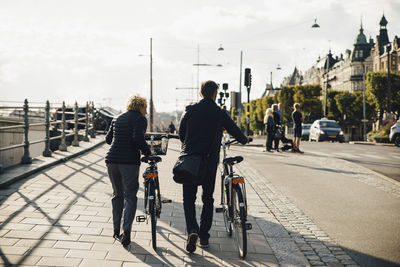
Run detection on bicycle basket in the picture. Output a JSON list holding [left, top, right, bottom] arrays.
[[145, 136, 169, 155]]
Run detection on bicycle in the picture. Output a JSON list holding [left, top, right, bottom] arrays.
[[216, 137, 252, 259], [136, 134, 179, 250]]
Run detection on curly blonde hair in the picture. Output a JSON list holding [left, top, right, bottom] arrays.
[[126, 95, 147, 111]]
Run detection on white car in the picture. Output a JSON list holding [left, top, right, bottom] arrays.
[[389, 120, 400, 147]]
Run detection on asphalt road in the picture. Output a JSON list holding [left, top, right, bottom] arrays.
[[300, 141, 400, 182], [228, 141, 400, 267]]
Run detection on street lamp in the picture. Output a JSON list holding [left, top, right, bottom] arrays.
[[312, 18, 320, 28], [138, 37, 154, 132]]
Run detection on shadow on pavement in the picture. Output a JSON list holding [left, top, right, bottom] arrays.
[[0, 146, 399, 267]]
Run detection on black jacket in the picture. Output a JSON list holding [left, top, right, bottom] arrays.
[[105, 110, 151, 165], [179, 98, 247, 162]]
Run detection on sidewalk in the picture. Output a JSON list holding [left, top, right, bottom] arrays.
[[0, 140, 284, 266]]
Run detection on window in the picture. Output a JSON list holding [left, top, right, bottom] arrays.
[[360, 50, 363, 58], [355, 51, 359, 58]]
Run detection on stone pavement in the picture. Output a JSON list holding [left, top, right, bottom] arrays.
[[0, 140, 284, 267]]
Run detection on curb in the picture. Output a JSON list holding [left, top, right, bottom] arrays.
[[0, 138, 105, 189], [349, 141, 395, 147]]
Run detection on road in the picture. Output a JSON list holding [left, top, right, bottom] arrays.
[[227, 140, 400, 267]]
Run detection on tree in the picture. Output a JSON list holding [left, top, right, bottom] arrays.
[[366, 71, 400, 123], [327, 90, 341, 121], [293, 84, 323, 123], [277, 86, 294, 123]]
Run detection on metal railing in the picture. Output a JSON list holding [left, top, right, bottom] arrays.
[[0, 99, 97, 173]]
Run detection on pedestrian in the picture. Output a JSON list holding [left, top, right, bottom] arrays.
[[179, 80, 249, 253], [277, 103, 282, 124], [264, 108, 274, 152], [168, 121, 176, 134], [272, 104, 281, 152], [292, 103, 304, 153], [105, 94, 151, 247]]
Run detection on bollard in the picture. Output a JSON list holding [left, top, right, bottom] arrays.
[[72, 101, 79, 146], [90, 101, 96, 138], [21, 99, 32, 164], [59, 101, 67, 151], [83, 101, 89, 142], [42, 100, 52, 157]]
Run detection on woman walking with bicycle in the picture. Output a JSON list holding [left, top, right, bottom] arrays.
[[178, 81, 249, 253], [264, 108, 275, 152], [105, 95, 151, 247]]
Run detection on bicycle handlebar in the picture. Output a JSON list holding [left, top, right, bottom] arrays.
[[225, 137, 253, 146], [145, 133, 179, 140]]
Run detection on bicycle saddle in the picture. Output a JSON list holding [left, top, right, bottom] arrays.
[[223, 156, 243, 165], [141, 155, 162, 163]]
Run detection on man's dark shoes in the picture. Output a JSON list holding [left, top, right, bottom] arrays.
[[186, 232, 198, 253], [297, 149, 304, 154], [121, 231, 131, 247], [113, 230, 120, 240], [198, 238, 209, 248]]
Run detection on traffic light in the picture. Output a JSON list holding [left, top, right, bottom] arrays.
[[244, 68, 252, 87], [223, 83, 228, 90]]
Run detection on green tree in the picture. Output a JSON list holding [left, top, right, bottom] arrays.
[[293, 84, 323, 123], [327, 90, 341, 121], [366, 71, 400, 123], [277, 86, 294, 123]]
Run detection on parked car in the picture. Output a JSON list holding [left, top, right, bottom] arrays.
[[301, 123, 311, 140], [389, 120, 400, 147], [309, 119, 344, 142]]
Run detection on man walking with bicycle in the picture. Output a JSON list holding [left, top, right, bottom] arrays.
[[179, 80, 249, 253]]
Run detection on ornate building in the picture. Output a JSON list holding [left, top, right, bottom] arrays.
[[283, 20, 376, 92], [371, 15, 400, 74]]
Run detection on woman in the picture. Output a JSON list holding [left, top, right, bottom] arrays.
[[105, 95, 151, 247], [272, 104, 281, 152], [264, 108, 275, 152]]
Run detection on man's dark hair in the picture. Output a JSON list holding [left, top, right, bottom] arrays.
[[201, 80, 219, 98]]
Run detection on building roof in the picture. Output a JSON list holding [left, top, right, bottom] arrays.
[[380, 14, 388, 27], [355, 24, 367, 45]]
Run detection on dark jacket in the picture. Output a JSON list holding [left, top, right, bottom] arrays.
[[265, 116, 275, 133], [179, 98, 247, 162], [273, 111, 281, 126], [105, 110, 151, 165]]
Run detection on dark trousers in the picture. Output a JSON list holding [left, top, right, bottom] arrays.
[[182, 160, 218, 240], [266, 129, 274, 151], [106, 163, 139, 233]]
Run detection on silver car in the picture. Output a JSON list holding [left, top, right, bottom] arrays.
[[389, 120, 400, 147], [309, 119, 344, 142], [302, 123, 311, 140]]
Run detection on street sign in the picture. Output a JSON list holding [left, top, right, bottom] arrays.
[[361, 119, 369, 122]]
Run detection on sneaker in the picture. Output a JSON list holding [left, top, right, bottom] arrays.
[[291, 148, 297, 152], [198, 238, 209, 248], [297, 149, 304, 154], [121, 231, 131, 247], [113, 230, 120, 240], [186, 232, 198, 253]]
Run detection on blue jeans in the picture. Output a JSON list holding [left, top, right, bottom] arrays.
[[183, 160, 218, 240], [106, 163, 139, 233]]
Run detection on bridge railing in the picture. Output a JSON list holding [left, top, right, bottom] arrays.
[[0, 99, 97, 173]]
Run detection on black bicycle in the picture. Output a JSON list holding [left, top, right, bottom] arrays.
[[136, 134, 178, 250], [216, 137, 252, 259]]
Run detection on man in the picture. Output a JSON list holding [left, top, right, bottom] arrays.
[[277, 103, 282, 124], [179, 80, 249, 253], [105, 95, 151, 247], [168, 121, 176, 134], [291, 103, 304, 153]]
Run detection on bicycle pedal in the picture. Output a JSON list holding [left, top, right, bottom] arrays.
[[136, 215, 146, 222], [245, 223, 252, 230], [215, 207, 225, 213], [161, 199, 172, 203]]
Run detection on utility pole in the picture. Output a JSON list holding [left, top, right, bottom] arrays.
[[361, 61, 367, 141], [387, 44, 391, 119], [324, 50, 330, 117], [197, 44, 200, 101], [237, 51, 243, 128], [150, 38, 154, 132]]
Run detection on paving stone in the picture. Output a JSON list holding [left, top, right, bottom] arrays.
[[14, 239, 56, 248], [0, 255, 41, 266], [0, 237, 19, 246], [0, 246, 30, 255], [36, 257, 81, 266], [54, 241, 93, 249], [79, 259, 123, 267], [66, 249, 107, 260], [4, 230, 44, 239]]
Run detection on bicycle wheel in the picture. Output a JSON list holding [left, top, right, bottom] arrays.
[[148, 182, 157, 250], [232, 185, 247, 259], [223, 182, 232, 236]]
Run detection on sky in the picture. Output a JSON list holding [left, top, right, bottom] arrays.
[[0, 0, 399, 113]]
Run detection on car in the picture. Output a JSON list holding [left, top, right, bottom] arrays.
[[389, 120, 400, 147], [309, 119, 344, 142], [301, 123, 311, 140]]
